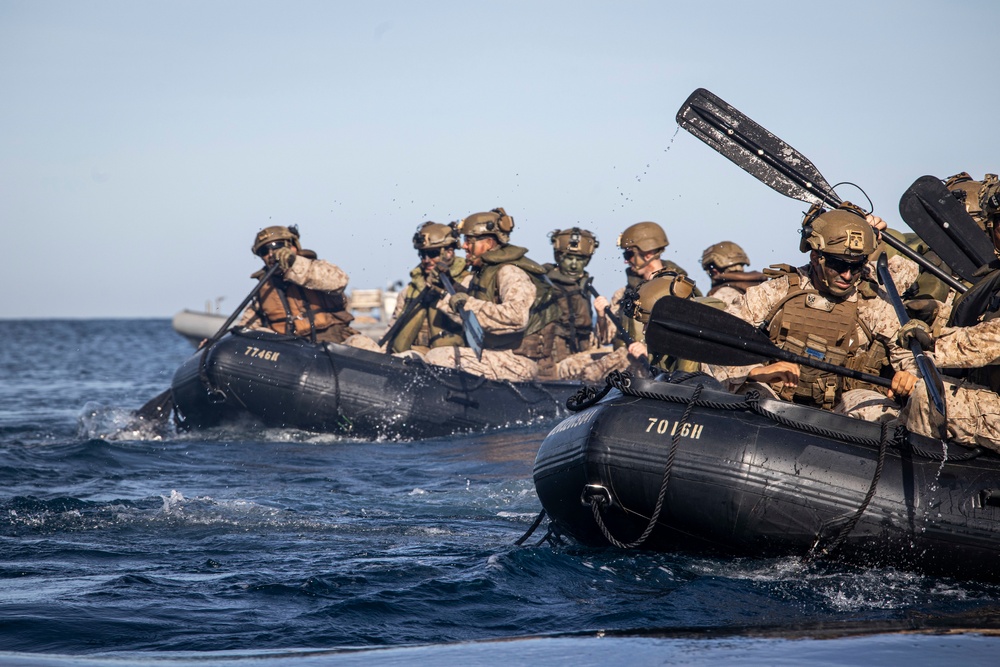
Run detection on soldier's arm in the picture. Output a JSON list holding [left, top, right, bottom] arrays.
[[463, 264, 533, 334], [282, 256, 349, 292], [930, 319, 1000, 369]]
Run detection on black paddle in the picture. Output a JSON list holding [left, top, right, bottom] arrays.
[[644, 295, 892, 390], [876, 252, 947, 419], [676, 88, 967, 294], [134, 261, 282, 422], [899, 175, 992, 284], [439, 272, 485, 359]]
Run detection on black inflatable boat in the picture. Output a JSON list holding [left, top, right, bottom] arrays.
[[171, 329, 582, 439], [533, 372, 1000, 581]]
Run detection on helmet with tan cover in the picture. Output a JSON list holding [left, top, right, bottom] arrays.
[[549, 227, 599, 256], [945, 172, 986, 227], [701, 241, 750, 272], [980, 174, 1000, 228], [799, 202, 876, 258], [412, 221, 460, 250], [252, 225, 301, 256], [616, 222, 668, 253], [457, 207, 515, 244], [630, 270, 696, 324]]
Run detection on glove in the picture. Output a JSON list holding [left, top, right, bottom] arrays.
[[419, 287, 443, 306], [896, 319, 935, 352], [449, 292, 470, 312], [273, 246, 298, 272]]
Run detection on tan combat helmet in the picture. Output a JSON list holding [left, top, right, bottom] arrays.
[[252, 225, 301, 256], [701, 241, 750, 273], [945, 172, 987, 229], [458, 207, 515, 244], [630, 270, 696, 324], [799, 202, 876, 258], [616, 221, 668, 253], [549, 227, 599, 257], [412, 221, 460, 250], [980, 174, 1000, 229]]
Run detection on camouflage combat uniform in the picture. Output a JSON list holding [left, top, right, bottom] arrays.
[[710, 257, 918, 421], [424, 263, 540, 381]]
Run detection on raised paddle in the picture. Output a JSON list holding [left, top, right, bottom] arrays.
[[898, 175, 992, 285], [134, 261, 283, 422], [439, 272, 485, 360], [644, 295, 893, 390], [876, 252, 947, 419], [676, 88, 967, 294]]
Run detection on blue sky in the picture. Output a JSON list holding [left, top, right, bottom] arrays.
[[2, 0, 997, 318]]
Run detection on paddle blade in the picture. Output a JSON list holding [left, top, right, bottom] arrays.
[[135, 388, 173, 422], [462, 310, 485, 360], [899, 175, 992, 283], [645, 296, 775, 366], [676, 88, 840, 208]]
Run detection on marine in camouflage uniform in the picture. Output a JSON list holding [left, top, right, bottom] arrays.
[[572, 222, 701, 382], [541, 228, 602, 365], [238, 225, 359, 344], [700, 241, 769, 307], [384, 221, 470, 354], [425, 208, 561, 381], [710, 203, 919, 422], [899, 177, 1000, 451]]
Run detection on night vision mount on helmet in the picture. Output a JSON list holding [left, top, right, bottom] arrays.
[[412, 221, 461, 250], [799, 202, 876, 259], [458, 208, 515, 244], [549, 227, 599, 257]]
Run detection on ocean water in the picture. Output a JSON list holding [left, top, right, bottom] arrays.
[[1, 319, 999, 666]]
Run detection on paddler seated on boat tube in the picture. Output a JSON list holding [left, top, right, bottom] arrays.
[[424, 207, 563, 381], [897, 177, 1000, 452], [236, 225, 362, 345], [562, 222, 700, 383], [541, 228, 604, 368], [382, 221, 470, 355], [700, 240, 768, 308], [708, 203, 920, 423]]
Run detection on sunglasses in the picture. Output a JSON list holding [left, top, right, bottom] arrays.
[[256, 240, 288, 257], [418, 248, 443, 260], [824, 255, 867, 274], [622, 249, 637, 260]]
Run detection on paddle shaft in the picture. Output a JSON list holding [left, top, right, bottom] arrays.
[[585, 282, 636, 347], [656, 314, 892, 390], [876, 253, 948, 417], [207, 261, 283, 347], [681, 93, 967, 294]]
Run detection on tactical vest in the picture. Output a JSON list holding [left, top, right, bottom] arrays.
[[388, 259, 469, 353], [468, 244, 562, 358], [762, 265, 890, 410], [544, 265, 595, 361], [250, 273, 354, 343], [707, 270, 769, 297], [948, 263, 1000, 392]]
